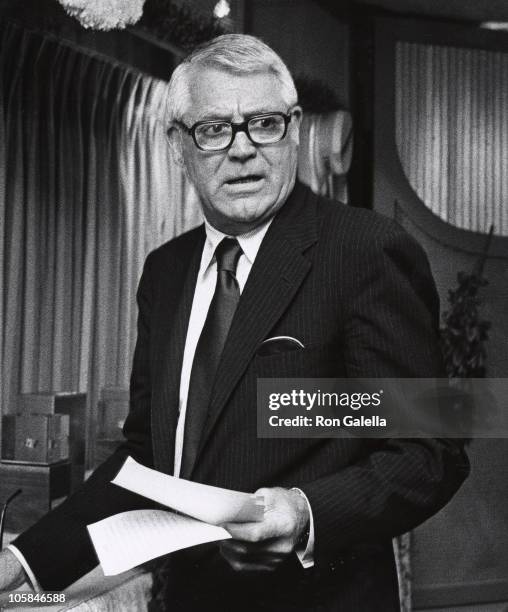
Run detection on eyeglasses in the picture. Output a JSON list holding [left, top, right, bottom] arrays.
[[177, 110, 296, 151]]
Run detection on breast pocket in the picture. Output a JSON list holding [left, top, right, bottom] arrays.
[[253, 343, 343, 378]]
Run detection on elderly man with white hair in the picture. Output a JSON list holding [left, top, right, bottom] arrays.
[[0, 34, 468, 611]]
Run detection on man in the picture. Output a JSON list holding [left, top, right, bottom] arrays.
[[0, 34, 468, 611]]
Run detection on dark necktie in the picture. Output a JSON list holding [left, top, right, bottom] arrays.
[[180, 237, 243, 478]]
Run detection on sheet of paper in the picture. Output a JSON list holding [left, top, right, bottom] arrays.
[[111, 456, 264, 524], [87, 509, 231, 575]]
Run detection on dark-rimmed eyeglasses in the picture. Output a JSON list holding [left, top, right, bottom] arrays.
[[175, 110, 297, 151]]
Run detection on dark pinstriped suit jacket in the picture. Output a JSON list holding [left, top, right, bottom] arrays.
[[14, 182, 469, 611]]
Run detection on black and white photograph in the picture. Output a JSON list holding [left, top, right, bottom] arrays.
[[0, 1, 507, 610]]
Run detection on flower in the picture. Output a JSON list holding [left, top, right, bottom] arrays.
[[58, 0, 145, 30]]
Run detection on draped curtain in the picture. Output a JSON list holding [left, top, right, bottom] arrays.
[[0, 20, 201, 464], [396, 41, 508, 236]]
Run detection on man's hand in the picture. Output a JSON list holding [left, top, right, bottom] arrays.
[[0, 549, 26, 592], [220, 487, 309, 572]]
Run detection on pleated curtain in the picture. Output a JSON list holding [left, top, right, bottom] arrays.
[[395, 41, 508, 236], [0, 20, 201, 465]]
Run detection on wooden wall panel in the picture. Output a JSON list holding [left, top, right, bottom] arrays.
[[374, 18, 508, 608]]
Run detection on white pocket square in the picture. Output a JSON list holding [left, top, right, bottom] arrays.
[[257, 336, 305, 356]]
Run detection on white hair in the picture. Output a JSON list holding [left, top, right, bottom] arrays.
[[166, 34, 298, 123]]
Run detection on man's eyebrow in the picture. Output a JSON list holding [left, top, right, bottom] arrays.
[[195, 107, 282, 122], [195, 112, 232, 122]]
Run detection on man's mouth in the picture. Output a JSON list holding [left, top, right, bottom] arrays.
[[225, 174, 264, 185]]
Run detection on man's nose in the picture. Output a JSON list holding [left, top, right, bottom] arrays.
[[227, 130, 257, 160]]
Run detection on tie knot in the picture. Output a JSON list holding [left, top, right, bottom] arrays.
[[215, 238, 242, 273]]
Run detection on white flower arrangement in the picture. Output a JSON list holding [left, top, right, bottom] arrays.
[[58, 0, 145, 30]]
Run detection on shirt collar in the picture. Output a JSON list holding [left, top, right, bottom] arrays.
[[201, 216, 274, 272]]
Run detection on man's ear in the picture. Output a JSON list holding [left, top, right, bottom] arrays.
[[289, 105, 303, 144], [166, 124, 185, 167], [292, 105, 303, 128]]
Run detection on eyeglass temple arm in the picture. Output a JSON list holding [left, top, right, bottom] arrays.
[[0, 489, 22, 549]]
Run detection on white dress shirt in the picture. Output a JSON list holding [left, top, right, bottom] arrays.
[[173, 217, 273, 478], [8, 215, 314, 589], [173, 218, 314, 568]]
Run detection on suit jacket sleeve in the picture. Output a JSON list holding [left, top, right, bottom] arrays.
[[301, 223, 469, 565], [11, 254, 157, 590]]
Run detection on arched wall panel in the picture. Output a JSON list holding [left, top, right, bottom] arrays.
[[395, 41, 508, 236]]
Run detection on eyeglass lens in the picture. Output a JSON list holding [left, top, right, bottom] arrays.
[[194, 114, 287, 150]]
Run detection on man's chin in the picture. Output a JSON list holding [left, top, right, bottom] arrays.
[[221, 190, 265, 210], [209, 204, 273, 234], [221, 197, 267, 220]]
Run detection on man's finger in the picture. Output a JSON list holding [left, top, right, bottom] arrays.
[[219, 543, 285, 572], [222, 537, 293, 556], [221, 539, 260, 555], [220, 542, 284, 563], [224, 521, 279, 542]]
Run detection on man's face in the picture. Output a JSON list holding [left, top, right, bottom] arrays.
[[174, 67, 301, 235]]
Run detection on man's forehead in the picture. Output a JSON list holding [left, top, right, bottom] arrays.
[[185, 66, 286, 121]]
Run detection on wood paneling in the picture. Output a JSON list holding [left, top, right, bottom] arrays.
[[374, 17, 508, 608]]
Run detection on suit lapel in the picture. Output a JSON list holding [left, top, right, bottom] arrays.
[[151, 228, 205, 474], [194, 183, 319, 470]]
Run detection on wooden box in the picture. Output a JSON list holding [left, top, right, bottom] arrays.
[[17, 392, 86, 490], [0, 461, 71, 533], [2, 414, 69, 464]]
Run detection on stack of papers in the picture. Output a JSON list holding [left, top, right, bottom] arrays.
[[87, 457, 264, 575]]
